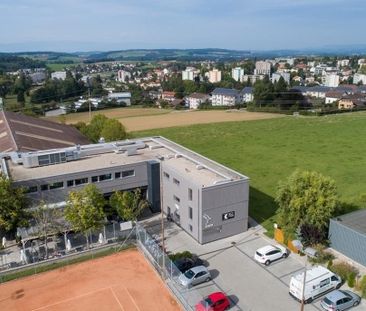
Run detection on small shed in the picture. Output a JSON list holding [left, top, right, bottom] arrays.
[[329, 209, 366, 267]]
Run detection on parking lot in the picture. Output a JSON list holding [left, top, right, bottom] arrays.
[[144, 217, 366, 311]]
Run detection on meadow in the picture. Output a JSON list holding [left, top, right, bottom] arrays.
[[134, 112, 366, 233]]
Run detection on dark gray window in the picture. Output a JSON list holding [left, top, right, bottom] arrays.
[[188, 188, 193, 201], [26, 186, 38, 193], [115, 172, 121, 179], [49, 182, 64, 190], [75, 178, 88, 186], [91, 176, 98, 183], [67, 180, 74, 187], [189, 207, 193, 219], [163, 172, 170, 179], [99, 174, 112, 181], [189, 225, 193, 232], [173, 195, 180, 203], [122, 170, 135, 178], [173, 178, 180, 185], [40, 184, 49, 191], [38, 155, 50, 166]]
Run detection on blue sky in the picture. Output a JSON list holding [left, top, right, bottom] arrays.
[[0, 0, 365, 52]]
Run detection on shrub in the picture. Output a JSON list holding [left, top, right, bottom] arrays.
[[327, 259, 333, 270], [360, 275, 366, 298], [329, 262, 358, 283], [168, 251, 193, 261], [308, 246, 335, 264], [347, 272, 356, 288]]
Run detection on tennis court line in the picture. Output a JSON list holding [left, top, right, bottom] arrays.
[[30, 286, 113, 311]]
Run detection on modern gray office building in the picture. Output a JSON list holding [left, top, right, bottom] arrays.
[[0, 137, 249, 244]]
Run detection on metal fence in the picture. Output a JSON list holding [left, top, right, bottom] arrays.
[[0, 221, 135, 282], [135, 223, 202, 311]]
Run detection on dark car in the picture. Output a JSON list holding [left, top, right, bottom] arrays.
[[174, 256, 204, 273]]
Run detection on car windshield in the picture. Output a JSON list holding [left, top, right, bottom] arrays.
[[256, 251, 263, 256], [339, 290, 352, 299], [184, 269, 195, 279], [203, 297, 213, 306], [323, 297, 334, 306]]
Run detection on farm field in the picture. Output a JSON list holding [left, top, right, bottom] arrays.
[[134, 112, 366, 233], [45, 108, 283, 131]]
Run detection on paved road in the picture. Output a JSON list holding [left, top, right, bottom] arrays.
[[143, 217, 365, 311]]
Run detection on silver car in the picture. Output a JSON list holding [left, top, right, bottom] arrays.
[[320, 290, 361, 311], [178, 265, 211, 287]]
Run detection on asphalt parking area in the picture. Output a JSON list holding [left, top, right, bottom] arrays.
[[149, 219, 366, 311]]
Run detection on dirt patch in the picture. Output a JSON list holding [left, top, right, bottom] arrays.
[[0, 249, 181, 311]]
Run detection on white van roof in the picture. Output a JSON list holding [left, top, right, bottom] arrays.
[[294, 266, 332, 283]]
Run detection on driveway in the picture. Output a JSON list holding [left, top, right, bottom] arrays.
[[143, 216, 366, 311]]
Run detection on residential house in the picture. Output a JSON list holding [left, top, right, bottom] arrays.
[[271, 72, 290, 84], [107, 92, 131, 105], [162, 91, 176, 102], [354, 73, 366, 85], [240, 87, 254, 103], [211, 88, 240, 106], [51, 71, 67, 80], [185, 93, 210, 109], [325, 91, 343, 104], [338, 94, 366, 109]]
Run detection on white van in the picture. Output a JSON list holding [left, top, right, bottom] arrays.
[[289, 266, 342, 303]]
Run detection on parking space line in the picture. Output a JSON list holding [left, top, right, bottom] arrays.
[[278, 267, 305, 279]]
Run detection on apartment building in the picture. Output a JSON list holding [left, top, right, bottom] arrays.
[[211, 88, 240, 106], [354, 73, 366, 85], [207, 69, 222, 83], [0, 137, 249, 244], [232, 67, 245, 82], [324, 73, 340, 87], [254, 61, 271, 75], [182, 67, 200, 81], [185, 93, 210, 109], [116, 70, 131, 83], [51, 71, 67, 80], [271, 72, 290, 84]]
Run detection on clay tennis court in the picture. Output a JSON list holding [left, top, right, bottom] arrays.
[[0, 249, 181, 311]]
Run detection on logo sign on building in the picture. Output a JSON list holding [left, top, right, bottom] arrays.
[[222, 211, 235, 221]]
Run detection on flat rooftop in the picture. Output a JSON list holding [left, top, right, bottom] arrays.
[[333, 209, 366, 236], [4, 136, 248, 188]]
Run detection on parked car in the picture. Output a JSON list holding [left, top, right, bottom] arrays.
[[195, 292, 230, 311], [179, 265, 211, 287], [320, 290, 361, 311], [254, 244, 288, 265], [174, 256, 204, 273]]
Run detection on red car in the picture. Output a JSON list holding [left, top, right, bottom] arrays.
[[195, 292, 230, 311]]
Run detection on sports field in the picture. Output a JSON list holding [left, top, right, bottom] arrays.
[[45, 108, 283, 131], [0, 249, 181, 311]]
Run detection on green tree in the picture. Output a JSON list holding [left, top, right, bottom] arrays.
[[17, 91, 25, 104], [84, 114, 108, 142], [65, 184, 105, 248], [359, 65, 366, 75], [100, 119, 127, 142], [0, 174, 29, 233], [110, 188, 149, 221], [275, 170, 338, 236], [32, 202, 63, 258]]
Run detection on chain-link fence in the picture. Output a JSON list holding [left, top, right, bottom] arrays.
[[0, 221, 135, 283], [135, 223, 202, 311]]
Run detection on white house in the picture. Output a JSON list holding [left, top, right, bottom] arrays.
[[354, 73, 366, 85], [324, 74, 340, 87], [271, 72, 290, 84], [116, 70, 131, 83], [240, 87, 254, 103], [182, 67, 200, 81], [211, 88, 239, 106], [185, 93, 210, 109], [51, 71, 67, 80]]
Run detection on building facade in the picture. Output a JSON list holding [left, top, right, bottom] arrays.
[[232, 67, 245, 82], [182, 67, 200, 81], [51, 71, 67, 80], [211, 88, 240, 106], [185, 93, 210, 109], [324, 74, 340, 87], [207, 69, 222, 83], [254, 61, 271, 75], [0, 137, 249, 245], [116, 70, 131, 83], [107, 92, 131, 105]]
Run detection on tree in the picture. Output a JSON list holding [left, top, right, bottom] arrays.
[[65, 184, 105, 248], [17, 91, 25, 104], [110, 188, 149, 221], [0, 174, 29, 233], [275, 170, 338, 237], [32, 202, 63, 258], [100, 119, 127, 142], [84, 114, 108, 142]]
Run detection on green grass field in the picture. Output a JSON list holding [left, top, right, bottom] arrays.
[[134, 112, 366, 233]]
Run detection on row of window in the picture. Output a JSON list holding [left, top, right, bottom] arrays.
[[26, 169, 135, 193], [164, 171, 193, 201]]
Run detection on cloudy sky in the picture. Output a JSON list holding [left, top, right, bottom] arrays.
[[1, 0, 365, 52]]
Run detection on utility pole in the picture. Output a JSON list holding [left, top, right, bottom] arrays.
[[87, 77, 92, 122]]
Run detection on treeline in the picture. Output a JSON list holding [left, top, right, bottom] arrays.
[[0, 55, 45, 72]]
